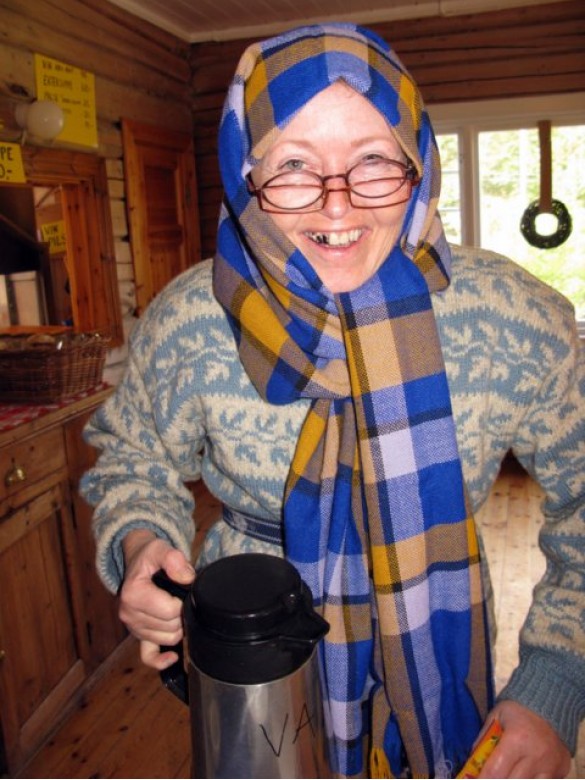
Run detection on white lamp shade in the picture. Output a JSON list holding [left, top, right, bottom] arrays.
[[15, 100, 65, 140]]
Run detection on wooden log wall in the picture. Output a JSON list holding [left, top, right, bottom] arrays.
[[0, 0, 193, 330], [190, 0, 585, 259], [1, 1, 583, 343]]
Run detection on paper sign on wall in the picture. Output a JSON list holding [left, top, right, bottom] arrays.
[[0, 143, 26, 183], [40, 221, 67, 255], [34, 54, 98, 148]]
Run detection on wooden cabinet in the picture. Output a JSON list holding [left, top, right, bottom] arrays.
[[64, 409, 127, 666], [0, 389, 125, 774]]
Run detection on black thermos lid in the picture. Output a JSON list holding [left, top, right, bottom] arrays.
[[186, 554, 329, 684]]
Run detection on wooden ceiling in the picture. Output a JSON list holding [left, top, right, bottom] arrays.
[[104, 0, 571, 42]]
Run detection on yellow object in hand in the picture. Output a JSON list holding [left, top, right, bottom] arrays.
[[456, 719, 503, 778]]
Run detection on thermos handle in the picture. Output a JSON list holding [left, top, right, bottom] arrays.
[[151, 569, 190, 704]]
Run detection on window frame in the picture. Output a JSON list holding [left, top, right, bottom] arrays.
[[429, 92, 585, 330]]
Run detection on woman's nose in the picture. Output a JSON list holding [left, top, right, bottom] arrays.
[[320, 182, 353, 219]]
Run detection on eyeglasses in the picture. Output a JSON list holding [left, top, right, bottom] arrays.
[[247, 158, 419, 214]]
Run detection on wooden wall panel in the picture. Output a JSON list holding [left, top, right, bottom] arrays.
[[1, 0, 192, 148], [0, 1, 583, 344], [190, 0, 585, 258], [0, 0, 193, 343]]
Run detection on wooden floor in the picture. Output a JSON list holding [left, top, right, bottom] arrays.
[[16, 462, 584, 778]]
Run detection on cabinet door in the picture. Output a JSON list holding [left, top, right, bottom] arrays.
[[0, 481, 86, 771], [64, 411, 126, 668]]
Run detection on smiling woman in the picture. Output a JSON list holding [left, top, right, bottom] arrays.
[[81, 22, 583, 780], [248, 82, 415, 293]]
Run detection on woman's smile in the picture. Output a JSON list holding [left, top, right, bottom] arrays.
[[304, 228, 365, 248]]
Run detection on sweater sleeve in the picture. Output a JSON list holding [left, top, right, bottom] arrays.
[[80, 270, 210, 593], [498, 303, 585, 753]]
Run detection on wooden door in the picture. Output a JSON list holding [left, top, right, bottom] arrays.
[[122, 120, 201, 315]]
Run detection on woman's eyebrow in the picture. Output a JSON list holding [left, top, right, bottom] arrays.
[[265, 135, 399, 158]]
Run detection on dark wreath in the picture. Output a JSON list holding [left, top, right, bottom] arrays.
[[520, 199, 572, 250]]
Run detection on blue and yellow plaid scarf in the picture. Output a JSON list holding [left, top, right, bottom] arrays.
[[213, 24, 493, 778]]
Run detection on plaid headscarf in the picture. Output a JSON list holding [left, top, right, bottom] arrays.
[[213, 24, 493, 778]]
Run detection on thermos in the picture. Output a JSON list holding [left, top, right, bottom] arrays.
[[154, 553, 330, 779]]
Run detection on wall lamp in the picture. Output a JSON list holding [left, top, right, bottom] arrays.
[[14, 99, 64, 142]]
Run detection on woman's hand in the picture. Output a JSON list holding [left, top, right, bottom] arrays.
[[119, 529, 195, 670], [479, 700, 571, 778]]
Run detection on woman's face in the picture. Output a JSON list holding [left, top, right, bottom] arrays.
[[253, 82, 411, 293]]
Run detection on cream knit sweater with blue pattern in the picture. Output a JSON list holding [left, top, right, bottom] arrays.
[[81, 245, 585, 753]]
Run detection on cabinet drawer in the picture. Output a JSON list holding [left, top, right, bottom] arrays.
[[1, 427, 66, 498]]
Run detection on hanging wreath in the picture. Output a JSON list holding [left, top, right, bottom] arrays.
[[520, 198, 572, 249], [519, 120, 573, 250]]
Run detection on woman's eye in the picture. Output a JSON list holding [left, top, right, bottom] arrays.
[[282, 158, 305, 171], [361, 154, 389, 166]]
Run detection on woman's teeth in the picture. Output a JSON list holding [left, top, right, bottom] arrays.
[[306, 229, 362, 247]]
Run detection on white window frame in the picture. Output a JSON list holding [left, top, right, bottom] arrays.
[[429, 92, 585, 331]]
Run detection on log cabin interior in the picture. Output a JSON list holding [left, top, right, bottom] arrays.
[[0, 0, 583, 776]]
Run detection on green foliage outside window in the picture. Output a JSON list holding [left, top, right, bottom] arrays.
[[437, 127, 585, 320]]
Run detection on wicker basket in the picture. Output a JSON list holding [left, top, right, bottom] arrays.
[[0, 332, 109, 404]]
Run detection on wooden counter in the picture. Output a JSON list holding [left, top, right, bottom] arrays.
[[0, 386, 127, 775]]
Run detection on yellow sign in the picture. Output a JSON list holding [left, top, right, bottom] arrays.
[[34, 54, 98, 148], [40, 221, 67, 255], [0, 143, 26, 183]]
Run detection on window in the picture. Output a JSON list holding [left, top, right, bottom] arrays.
[[430, 93, 585, 325]]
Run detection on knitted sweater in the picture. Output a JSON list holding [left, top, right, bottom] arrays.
[[81, 245, 585, 753]]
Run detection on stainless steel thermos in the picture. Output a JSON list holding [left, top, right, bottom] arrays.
[[154, 553, 330, 779]]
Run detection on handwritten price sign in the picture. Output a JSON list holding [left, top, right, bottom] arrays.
[[34, 54, 98, 148]]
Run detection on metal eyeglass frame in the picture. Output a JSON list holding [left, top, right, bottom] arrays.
[[247, 159, 420, 214]]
